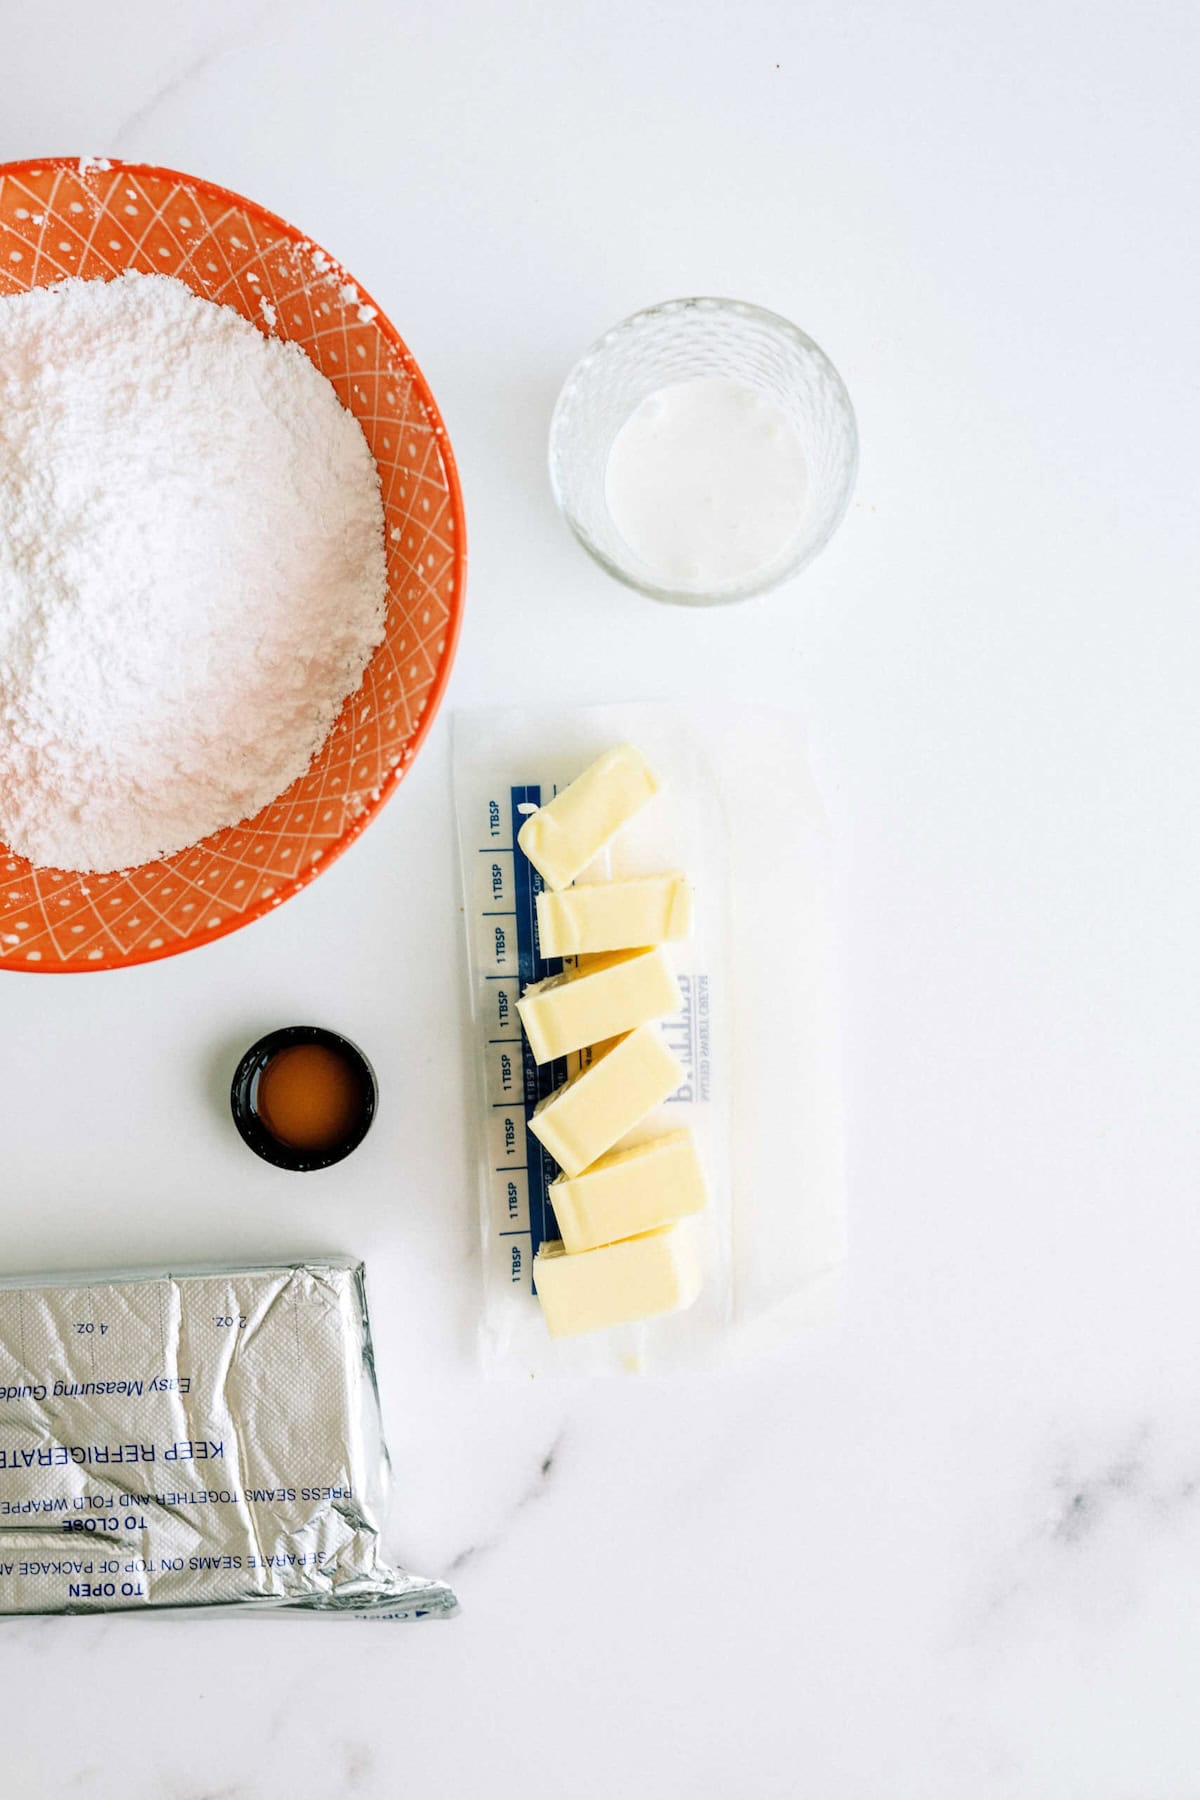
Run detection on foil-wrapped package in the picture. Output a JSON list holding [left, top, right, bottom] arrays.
[[0, 1261, 456, 1621]]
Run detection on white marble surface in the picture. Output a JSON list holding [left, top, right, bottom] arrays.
[[2, 1, 1198, 1794]]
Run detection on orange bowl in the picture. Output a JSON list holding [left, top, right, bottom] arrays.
[[0, 157, 465, 972]]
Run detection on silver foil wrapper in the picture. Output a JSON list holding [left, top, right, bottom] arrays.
[[0, 1261, 456, 1621]]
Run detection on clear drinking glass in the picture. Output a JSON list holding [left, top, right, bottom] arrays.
[[548, 296, 858, 606]]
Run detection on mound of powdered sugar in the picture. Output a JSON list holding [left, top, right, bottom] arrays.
[[0, 271, 388, 873]]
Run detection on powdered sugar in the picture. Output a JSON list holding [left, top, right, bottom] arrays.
[[0, 272, 387, 873]]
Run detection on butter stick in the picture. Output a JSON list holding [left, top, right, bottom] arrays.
[[517, 744, 660, 890], [517, 946, 679, 1066], [529, 1025, 682, 1178], [533, 1223, 702, 1338], [549, 1128, 706, 1254], [536, 874, 692, 957]]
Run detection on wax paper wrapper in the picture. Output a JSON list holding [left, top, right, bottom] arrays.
[[453, 702, 846, 1375]]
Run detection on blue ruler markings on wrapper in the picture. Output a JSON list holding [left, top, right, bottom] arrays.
[[511, 784, 567, 1278]]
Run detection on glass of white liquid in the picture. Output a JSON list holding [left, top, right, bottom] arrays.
[[549, 297, 857, 606]]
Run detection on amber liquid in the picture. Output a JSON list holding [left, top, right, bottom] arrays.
[[255, 1043, 365, 1153]]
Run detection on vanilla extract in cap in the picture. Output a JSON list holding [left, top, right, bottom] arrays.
[[231, 1026, 376, 1171]]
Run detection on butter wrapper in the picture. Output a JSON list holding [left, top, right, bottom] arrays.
[[0, 1261, 456, 1621], [453, 703, 847, 1376]]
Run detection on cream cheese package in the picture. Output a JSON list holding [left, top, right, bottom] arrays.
[[0, 1261, 456, 1621]]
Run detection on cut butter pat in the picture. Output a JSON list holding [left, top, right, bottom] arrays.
[[529, 1025, 683, 1178], [536, 874, 692, 957], [533, 1223, 702, 1338], [517, 946, 680, 1065], [517, 744, 660, 890], [549, 1128, 706, 1254]]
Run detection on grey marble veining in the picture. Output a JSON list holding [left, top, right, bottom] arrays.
[[109, 6, 278, 155], [1, 0, 1197, 1794], [448, 1431, 564, 1572]]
